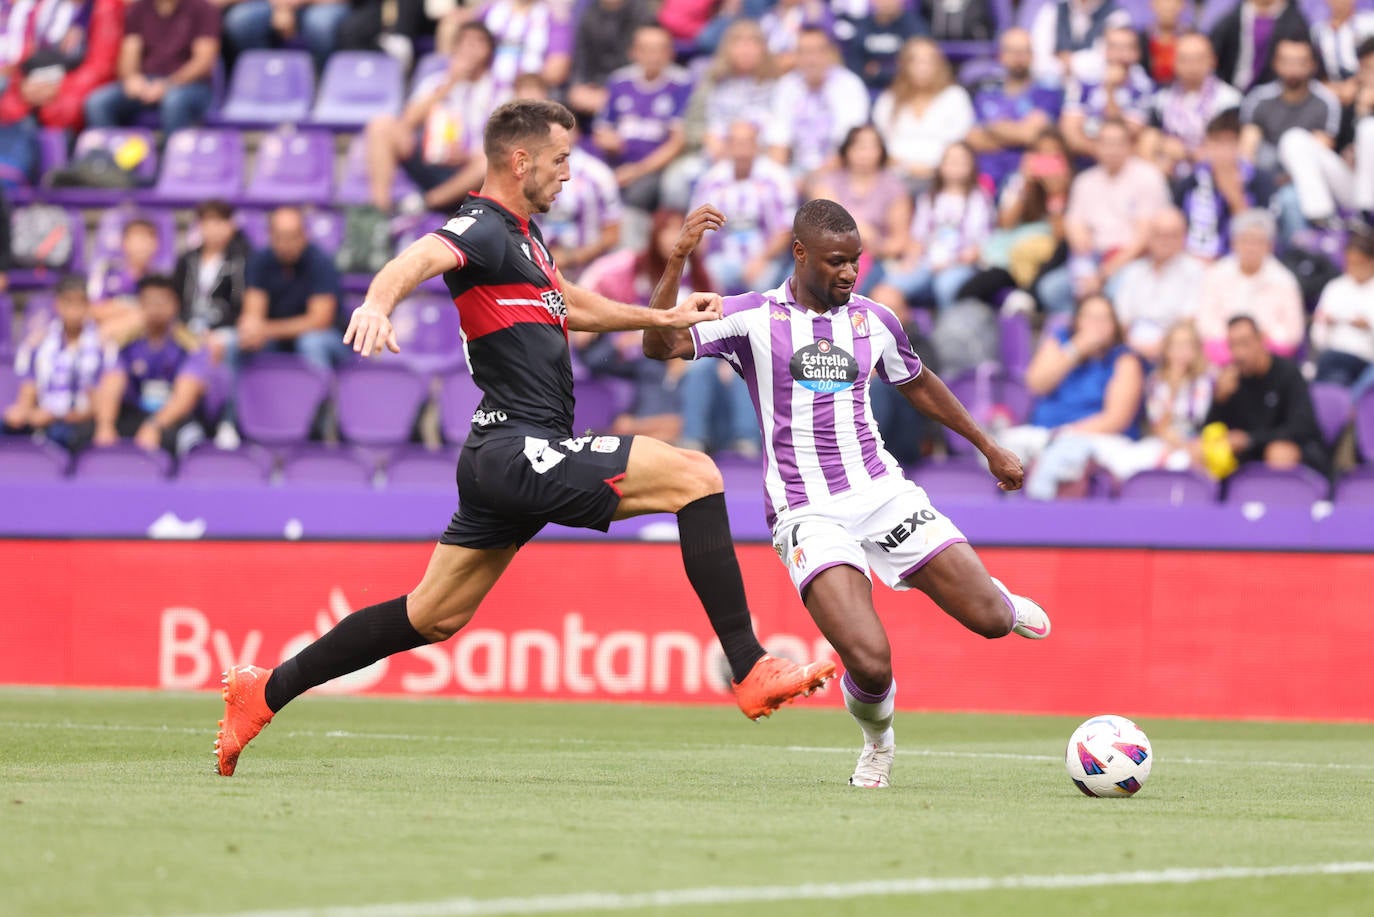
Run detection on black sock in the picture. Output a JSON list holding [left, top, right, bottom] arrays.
[[677, 493, 767, 683], [263, 595, 427, 712]]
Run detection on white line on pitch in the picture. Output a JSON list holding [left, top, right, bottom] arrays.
[[4, 720, 1372, 771], [178, 862, 1374, 917]]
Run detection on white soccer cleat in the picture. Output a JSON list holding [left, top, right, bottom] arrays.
[[849, 742, 895, 788], [992, 577, 1052, 639]]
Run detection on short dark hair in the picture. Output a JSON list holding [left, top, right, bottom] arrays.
[[1205, 108, 1242, 138], [1227, 314, 1262, 336], [54, 274, 87, 297], [195, 199, 234, 220], [483, 99, 576, 161], [1274, 37, 1313, 57], [794, 199, 858, 240], [1359, 36, 1374, 62], [136, 274, 179, 300]]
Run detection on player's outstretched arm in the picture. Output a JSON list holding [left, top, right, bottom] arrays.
[[344, 235, 459, 357], [563, 271, 722, 334], [643, 204, 726, 361], [898, 370, 1025, 492]]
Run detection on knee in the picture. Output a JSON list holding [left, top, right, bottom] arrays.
[[295, 330, 338, 369], [1277, 128, 1310, 160], [1263, 440, 1302, 469], [680, 448, 724, 500], [843, 639, 893, 690], [366, 114, 398, 140], [406, 591, 473, 643]]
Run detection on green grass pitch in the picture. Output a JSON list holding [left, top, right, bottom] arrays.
[[2, 688, 1373, 917]]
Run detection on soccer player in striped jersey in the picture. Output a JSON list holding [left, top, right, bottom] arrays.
[[645, 202, 1053, 789]]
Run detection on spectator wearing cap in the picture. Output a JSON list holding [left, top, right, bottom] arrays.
[[2, 275, 110, 451], [83, 0, 220, 134], [92, 275, 208, 454], [1195, 209, 1305, 365], [1205, 314, 1327, 472], [234, 206, 343, 372]]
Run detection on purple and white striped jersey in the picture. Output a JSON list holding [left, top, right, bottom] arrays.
[[687, 157, 797, 261], [690, 280, 923, 524], [481, 0, 561, 90], [16, 319, 113, 415], [536, 146, 623, 255]]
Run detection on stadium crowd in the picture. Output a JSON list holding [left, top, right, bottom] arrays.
[[2, 0, 1373, 500]]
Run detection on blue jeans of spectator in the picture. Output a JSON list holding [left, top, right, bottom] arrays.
[[0, 117, 39, 187], [222, 328, 349, 373], [882, 261, 976, 311], [222, 1, 348, 68], [83, 81, 214, 134], [1034, 264, 1075, 314], [1271, 185, 1307, 242], [678, 359, 758, 452], [868, 380, 926, 466]]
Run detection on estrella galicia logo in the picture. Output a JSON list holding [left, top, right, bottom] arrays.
[[789, 339, 859, 393]]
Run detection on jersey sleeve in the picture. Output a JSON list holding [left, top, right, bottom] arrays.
[[689, 293, 761, 361], [429, 210, 507, 272], [870, 304, 923, 385]]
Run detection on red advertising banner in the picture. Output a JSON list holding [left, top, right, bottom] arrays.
[[2, 540, 1371, 721]]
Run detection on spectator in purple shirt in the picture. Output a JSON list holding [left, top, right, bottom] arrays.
[[592, 24, 693, 212], [3, 275, 109, 452], [92, 275, 208, 454], [83, 0, 220, 133], [967, 28, 1066, 190], [1061, 24, 1156, 157], [1175, 110, 1274, 261], [89, 219, 164, 340]]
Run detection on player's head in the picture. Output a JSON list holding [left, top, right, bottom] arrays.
[[1274, 38, 1315, 89], [792, 199, 861, 309], [54, 274, 90, 334], [483, 99, 576, 214], [1226, 314, 1269, 376], [998, 28, 1033, 80], [136, 274, 180, 335]]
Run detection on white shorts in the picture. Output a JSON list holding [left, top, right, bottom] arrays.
[[771, 475, 967, 597]]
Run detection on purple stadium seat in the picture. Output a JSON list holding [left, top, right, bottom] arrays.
[[0, 295, 13, 358], [92, 207, 179, 274], [217, 50, 315, 126], [1309, 383, 1352, 447], [385, 445, 459, 489], [336, 363, 429, 445], [958, 58, 1004, 88], [391, 294, 464, 375], [1225, 464, 1330, 506], [944, 367, 1030, 453], [334, 133, 421, 207], [572, 377, 626, 433], [309, 51, 404, 128], [75, 444, 173, 482], [7, 207, 87, 289], [999, 311, 1033, 377], [410, 52, 449, 95], [148, 129, 245, 205], [19, 292, 55, 342], [439, 370, 484, 443], [200, 360, 233, 424], [235, 354, 331, 445], [236, 208, 269, 248], [1356, 388, 1374, 461], [1335, 467, 1374, 504], [280, 444, 376, 487], [244, 128, 335, 206], [177, 444, 274, 485], [907, 461, 1004, 500], [1118, 469, 1220, 505], [0, 437, 69, 481], [43, 127, 160, 206]]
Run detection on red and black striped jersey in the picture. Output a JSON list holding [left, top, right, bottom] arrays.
[[430, 193, 574, 443]]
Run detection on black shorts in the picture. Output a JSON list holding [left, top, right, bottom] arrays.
[[441, 432, 634, 549]]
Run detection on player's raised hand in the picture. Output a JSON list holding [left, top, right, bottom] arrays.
[[343, 302, 401, 357], [674, 204, 726, 257], [985, 445, 1024, 491], [661, 292, 724, 328]]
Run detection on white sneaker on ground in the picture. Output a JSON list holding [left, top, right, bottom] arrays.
[[849, 742, 895, 788], [992, 576, 1051, 639]]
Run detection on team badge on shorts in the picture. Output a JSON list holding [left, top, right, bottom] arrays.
[[590, 436, 621, 453], [790, 545, 806, 568], [851, 311, 869, 337]]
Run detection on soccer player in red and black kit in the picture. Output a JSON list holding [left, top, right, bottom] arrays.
[[214, 100, 836, 776]]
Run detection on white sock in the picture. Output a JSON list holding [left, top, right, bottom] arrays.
[[841, 671, 895, 747], [991, 576, 1026, 629]]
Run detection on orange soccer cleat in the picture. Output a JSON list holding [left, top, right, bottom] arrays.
[[214, 664, 274, 776], [731, 654, 837, 720]]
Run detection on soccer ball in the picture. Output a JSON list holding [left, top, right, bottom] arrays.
[[1065, 715, 1153, 797]]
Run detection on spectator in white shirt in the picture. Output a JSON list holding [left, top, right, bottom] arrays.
[[1311, 230, 1374, 392], [1112, 208, 1206, 362], [871, 37, 975, 185], [1195, 209, 1305, 365], [765, 27, 871, 180]]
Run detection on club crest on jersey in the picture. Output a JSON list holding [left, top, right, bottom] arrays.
[[789, 339, 859, 393], [850, 311, 869, 338], [771, 309, 789, 322], [541, 289, 567, 320]]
